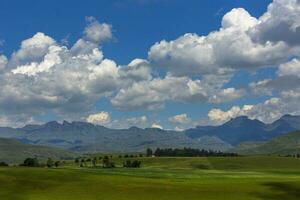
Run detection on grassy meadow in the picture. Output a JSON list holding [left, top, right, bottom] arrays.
[[0, 156, 300, 200]]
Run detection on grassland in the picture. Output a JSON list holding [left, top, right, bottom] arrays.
[[0, 156, 300, 200]]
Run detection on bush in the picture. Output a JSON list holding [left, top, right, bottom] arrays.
[[123, 160, 141, 168]]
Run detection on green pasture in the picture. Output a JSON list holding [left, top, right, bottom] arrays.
[[0, 156, 300, 200]]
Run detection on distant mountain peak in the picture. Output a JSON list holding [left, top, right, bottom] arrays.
[[281, 114, 299, 120], [129, 126, 142, 131], [225, 116, 264, 128]]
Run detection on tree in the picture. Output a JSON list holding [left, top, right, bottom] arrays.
[[146, 148, 153, 157], [92, 157, 97, 167], [21, 158, 39, 167], [75, 158, 80, 164], [81, 158, 86, 167], [102, 156, 115, 168], [54, 161, 60, 167], [47, 158, 54, 168], [0, 162, 8, 167]]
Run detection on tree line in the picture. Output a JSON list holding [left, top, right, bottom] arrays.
[[146, 148, 239, 157]]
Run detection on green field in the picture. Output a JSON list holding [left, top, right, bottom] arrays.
[[0, 156, 300, 200]]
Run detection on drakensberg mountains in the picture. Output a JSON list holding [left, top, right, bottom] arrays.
[[0, 115, 299, 153], [185, 114, 300, 145]]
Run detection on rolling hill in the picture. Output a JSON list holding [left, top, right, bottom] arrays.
[[232, 131, 300, 155], [0, 138, 76, 164]]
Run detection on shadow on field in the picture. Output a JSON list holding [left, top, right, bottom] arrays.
[[254, 182, 300, 200]]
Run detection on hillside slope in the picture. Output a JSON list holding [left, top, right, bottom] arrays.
[[0, 138, 75, 164], [233, 131, 300, 155]]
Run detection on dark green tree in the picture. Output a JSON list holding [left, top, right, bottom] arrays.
[[47, 158, 54, 168], [0, 162, 8, 167], [54, 161, 60, 167], [22, 158, 39, 167], [92, 157, 97, 167], [146, 148, 153, 157]]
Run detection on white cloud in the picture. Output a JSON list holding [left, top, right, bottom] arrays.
[[151, 123, 163, 129], [278, 58, 300, 77], [0, 1, 299, 127], [9, 32, 56, 67], [208, 105, 253, 124], [0, 55, 7, 70], [111, 75, 209, 110], [168, 113, 190, 124], [148, 3, 298, 77], [12, 45, 62, 76], [250, 0, 300, 45], [174, 126, 184, 131], [209, 88, 245, 103], [84, 17, 113, 43], [86, 111, 111, 125], [126, 116, 148, 126]]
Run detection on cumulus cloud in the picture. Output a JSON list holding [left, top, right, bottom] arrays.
[[278, 58, 300, 77], [208, 105, 253, 124], [148, 3, 299, 77], [151, 123, 163, 129], [168, 113, 190, 124], [208, 90, 300, 124], [9, 32, 56, 67], [111, 75, 209, 110], [1, 0, 299, 128], [0, 19, 121, 126], [84, 17, 113, 43], [209, 88, 245, 103], [86, 111, 111, 125], [250, 0, 300, 45]]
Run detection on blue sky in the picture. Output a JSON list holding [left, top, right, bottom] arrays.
[[0, 0, 299, 129], [0, 0, 271, 63]]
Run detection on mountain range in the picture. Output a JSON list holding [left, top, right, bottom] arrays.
[[0, 114, 299, 153], [185, 114, 300, 145]]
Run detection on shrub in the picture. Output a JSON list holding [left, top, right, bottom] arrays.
[[123, 160, 141, 168]]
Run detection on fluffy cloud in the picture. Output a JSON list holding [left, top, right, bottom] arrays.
[[209, 90, 300, 124], [86, 111, 111, 125], [84, 17, 113, 43], [9, 32, 56, 67], [1, 0, 299, 128], [250, 0, 300, 45], [151, 123, 163, 129], [209, 88, 245, 103], [111, 75, 209, 110], [278, 58, 300, 77], [0, 19, 120, 126], [148, 2, 299, 77], [168, 113, 190, 124], [208, 105, 253, 124]]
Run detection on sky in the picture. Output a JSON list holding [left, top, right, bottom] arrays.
[[0, 0, 299, 129]]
